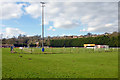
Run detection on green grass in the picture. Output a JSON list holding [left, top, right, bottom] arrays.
[[2, 48, 118, 78]]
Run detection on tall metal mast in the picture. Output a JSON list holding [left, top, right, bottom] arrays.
[[40, 2, 45, 52]]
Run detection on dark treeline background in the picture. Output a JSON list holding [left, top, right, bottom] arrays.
[[50, 35, 119, 47], [2, 32, 120, 47]]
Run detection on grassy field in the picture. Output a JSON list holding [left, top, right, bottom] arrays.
[[2, 48, 118, 78]]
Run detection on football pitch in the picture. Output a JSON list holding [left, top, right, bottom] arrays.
[[2, 48, 118, 78]]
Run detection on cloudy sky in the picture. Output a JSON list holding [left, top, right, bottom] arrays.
[[0, 1, 119, 38]]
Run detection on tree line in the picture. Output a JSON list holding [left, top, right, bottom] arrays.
[[50, 34, 120, 47], [2, 32, 120, 47]]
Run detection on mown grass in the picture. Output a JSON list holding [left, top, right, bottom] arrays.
[[2, 48, 118, 78]]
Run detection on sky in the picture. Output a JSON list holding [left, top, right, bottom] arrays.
[[0, 0, 119, 38]]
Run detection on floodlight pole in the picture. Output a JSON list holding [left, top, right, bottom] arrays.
[[41, 2, 45, 52]]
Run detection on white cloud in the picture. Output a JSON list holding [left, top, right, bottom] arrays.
[[48, 26, 56, 31], [25, 2, 118, 33], [26, 35, 33, 37], [1, 2, 118, 33], [0, 24, 6, 27], [60, 34, 72, 36], [2, 27, 25, 38], [87, 27, 96, 32], [105, 23, 113, 27], [25, 3, 41, 18], [0, 2, 25, 19], [80, 29, 88, 32], [48, 26, 53, 30], [52, 29, 56, 31]]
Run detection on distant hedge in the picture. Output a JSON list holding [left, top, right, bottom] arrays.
[[14, 43, 36, 47], [50, 35, 119, 47]]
